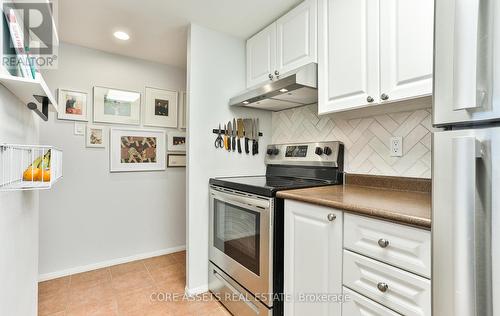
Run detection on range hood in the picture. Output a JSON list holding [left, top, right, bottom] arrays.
[[229, 63, 317, 111]]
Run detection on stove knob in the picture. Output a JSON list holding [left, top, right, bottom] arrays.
[[272, 148, 280, 155], [315, 147, 323, 155], [267, 148, 274, 155], [323, 146, 332, 156]]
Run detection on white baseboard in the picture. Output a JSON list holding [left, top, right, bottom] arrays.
[[38, 245, 186, 282], [185, 284, 209, 297]]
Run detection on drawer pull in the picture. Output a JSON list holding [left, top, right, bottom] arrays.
[[377, 282, 389, 293], [327, 213, 336, 221], [378, 239, 389, 248]]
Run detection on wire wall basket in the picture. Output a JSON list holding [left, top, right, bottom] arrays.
[[0, 144, 62, 191]]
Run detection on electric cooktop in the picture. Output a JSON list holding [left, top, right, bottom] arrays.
[[209, 175, 334, 197], [209, 141, 345, 197]]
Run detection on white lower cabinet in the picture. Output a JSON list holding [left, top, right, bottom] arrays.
[[284, 200, 343, 316], [284, 203, 432, 316], [342, 287, 402, 316]]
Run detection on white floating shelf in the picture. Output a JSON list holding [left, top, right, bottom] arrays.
[[0, 144, 62, 191], [0, 73, 58, 119]]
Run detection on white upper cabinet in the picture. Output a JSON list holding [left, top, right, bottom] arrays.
[[276, 0, 318, 76], [379, 0, 434, 104], [318, 0, 434, 114], [246, 0, 318, 88], [246, 23, 276, 88], [284, 200, 343, 316], [318, 0, 380, 114]]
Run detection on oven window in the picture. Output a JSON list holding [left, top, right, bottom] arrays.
[[213, 199, 260, 275]]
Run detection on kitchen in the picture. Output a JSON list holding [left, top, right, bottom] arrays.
[[0, 0, 496, 315]]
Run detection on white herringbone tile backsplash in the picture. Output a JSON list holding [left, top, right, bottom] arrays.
[[272, 104, 434, 178]]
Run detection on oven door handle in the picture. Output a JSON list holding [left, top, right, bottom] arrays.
[[210, 188, 271, 210]]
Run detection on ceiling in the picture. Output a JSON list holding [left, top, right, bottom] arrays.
[[58, 0, 302, 69]]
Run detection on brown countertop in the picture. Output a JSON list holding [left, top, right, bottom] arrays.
[[277, 184, 431, 229]]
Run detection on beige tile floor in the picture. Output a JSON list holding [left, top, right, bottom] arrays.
[[38, 251, 231, 316]]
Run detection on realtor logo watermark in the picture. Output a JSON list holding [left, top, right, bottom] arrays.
[[2, 0, 58, 72]]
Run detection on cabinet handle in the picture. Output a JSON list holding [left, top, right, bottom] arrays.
[[381, 93, 389, 101], [378, 239, 389, 248], [268, 73, 274, 80], [327, 213, 336, 222], [377, 282, 389, 293], [367, 96, 374, 103], [274, 70, 280, 76]]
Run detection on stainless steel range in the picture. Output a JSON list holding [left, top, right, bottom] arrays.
[[208, 141, 344, 316]]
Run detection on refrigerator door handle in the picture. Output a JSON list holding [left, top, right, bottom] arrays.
[[452, 0, 483, 111], [452, 136, 483, 316]]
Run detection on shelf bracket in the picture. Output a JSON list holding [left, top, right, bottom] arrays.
[[28, 95, 50, 121]]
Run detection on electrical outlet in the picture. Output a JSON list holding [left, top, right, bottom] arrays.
[[390, 137, 403, 157]]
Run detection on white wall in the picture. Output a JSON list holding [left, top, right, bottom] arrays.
[[186, 24, 272, 293], [38, 43, 187, 278], [0, 86, 40, 315]]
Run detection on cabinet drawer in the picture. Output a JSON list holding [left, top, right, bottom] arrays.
[[343, 250, 431, 316], [343, 287, 401, 316], [344, 213, 431, 278]]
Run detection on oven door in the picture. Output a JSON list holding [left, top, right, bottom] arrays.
[[209, 186, 274, 301]]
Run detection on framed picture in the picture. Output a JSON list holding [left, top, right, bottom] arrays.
[[74, 122, 85, 136], [86, 125, 107, 148], [57, 89, 88, 121], [167, 154, 186, 167], [144, 87, 178, 128], [167, 131, 186, 152], [110, 128, 165, 172], [94, 86, 141, 125]]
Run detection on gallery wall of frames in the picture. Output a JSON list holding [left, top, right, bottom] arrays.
[[57, 86, 187, 171]]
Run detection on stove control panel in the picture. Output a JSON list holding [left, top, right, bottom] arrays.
[[265, 141, 344, 168], [285, 145, 308, 158]]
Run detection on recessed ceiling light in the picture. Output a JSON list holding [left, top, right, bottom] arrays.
[[243, 101, 250, 105], [279, 88, 288, 93], [113, 31, 130, 41]]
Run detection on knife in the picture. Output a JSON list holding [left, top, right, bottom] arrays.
[[223, 123, 228, 150], [227, 121, 232, 151], [255, 118, 259, 155], [237, 118, 244, 154], [243, 118, 253, 154], [232, 118, 237, 152], [252, 119, 257, 155]]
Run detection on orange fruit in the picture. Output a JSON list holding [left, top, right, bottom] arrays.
[[23, 168, 41, 181], [36, 169, 51, 182]]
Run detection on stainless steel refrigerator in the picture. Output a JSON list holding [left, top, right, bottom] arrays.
[[433, 0, 500, 315]]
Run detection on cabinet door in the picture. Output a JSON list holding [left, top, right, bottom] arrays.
[[276, 0, 317, 76], [284, 200, 343, 316], [246, 23, 276, 88], [379, 0, 434, 103], [318, 0, 380, 114]]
